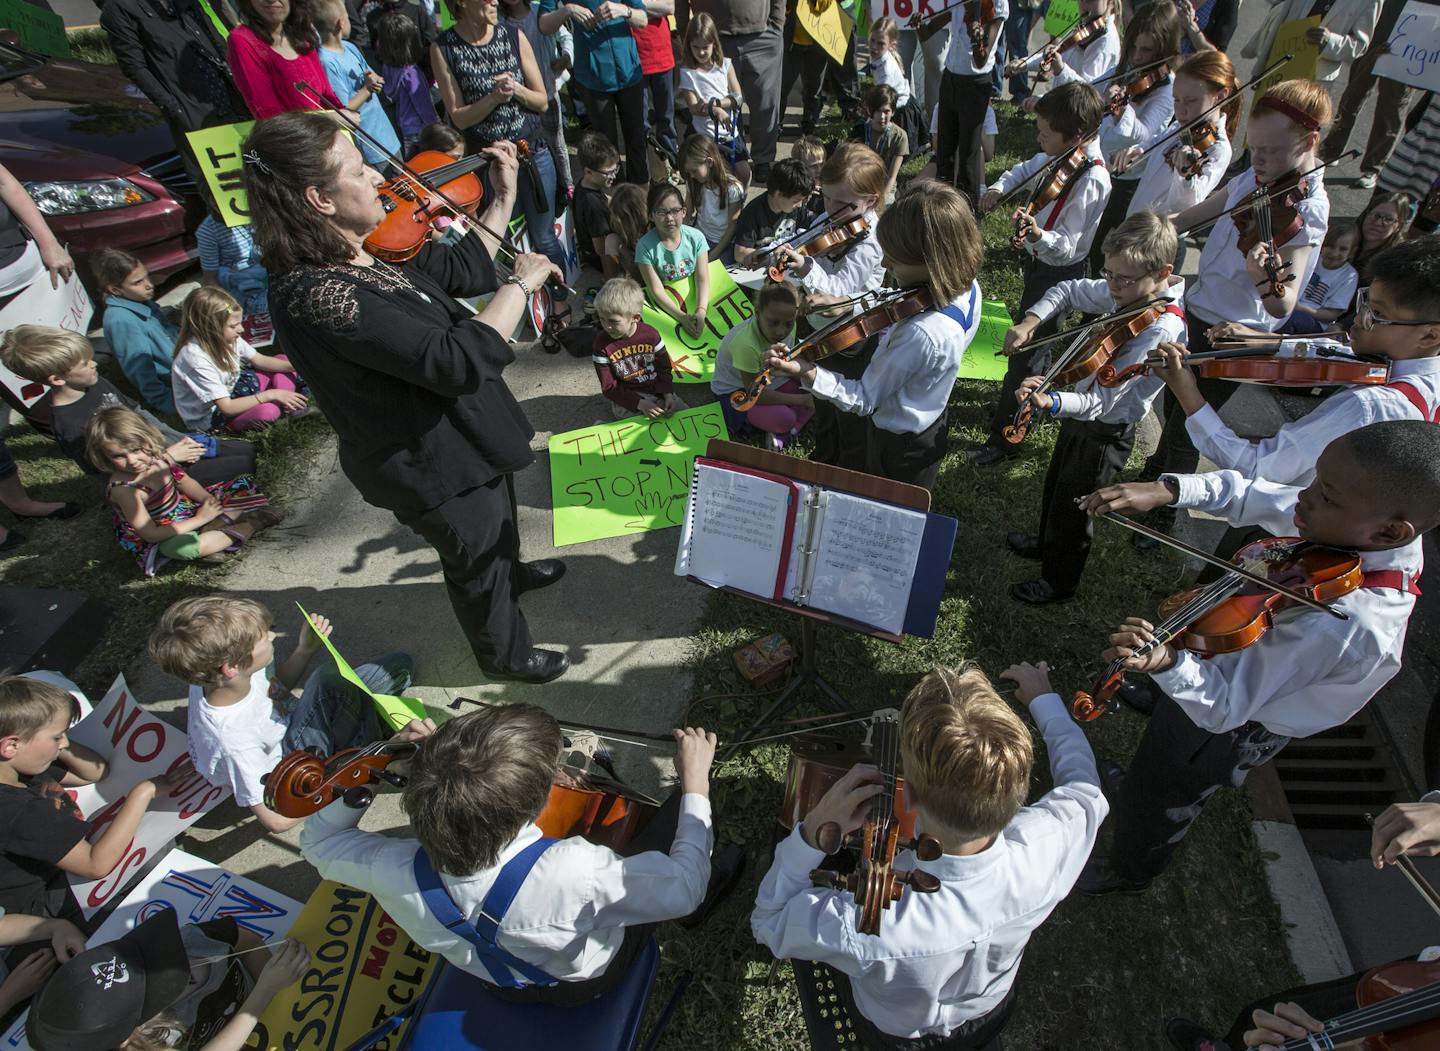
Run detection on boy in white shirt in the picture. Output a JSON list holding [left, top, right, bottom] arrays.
[[149, 596, 416, 834], [1076, 419, 1440, 894], [752, 661, 1107, 1046]]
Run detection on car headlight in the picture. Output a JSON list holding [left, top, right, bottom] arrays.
[[22, 178, 153, 215]]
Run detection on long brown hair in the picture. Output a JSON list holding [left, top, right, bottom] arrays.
[[1358, 192, 1415, 263], [237, 0, 317, 52], [680, 12, 724, 70], [242, 112, 357, 272], [678, 133, 737, 206], [1177, 49, 1240, 138], [1120, 1, 1181, 69]]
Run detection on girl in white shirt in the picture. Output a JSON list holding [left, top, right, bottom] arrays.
[[678, 134, 746, 264], [675, 13, 751, 188], [171, 286, 308, 433], [1089, 1, 1182, 272], [867, 17, 926, 152], [1007, 0, 1120, 112]]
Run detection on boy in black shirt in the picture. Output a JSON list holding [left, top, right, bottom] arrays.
[[574, 132, 620, 275], [0, 325, 256, 488], [732, 158, 816, 270]]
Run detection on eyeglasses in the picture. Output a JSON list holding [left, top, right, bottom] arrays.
[[653, 207, 685, 218], [592, 166, 619, 180], [1355, 287, 1440, 330], [1100, 268, 1144, 288]]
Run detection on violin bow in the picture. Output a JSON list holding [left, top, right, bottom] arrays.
[[294, 81, 577, 298], [1365, 812, 1440, 920], [1092, 511, 1350, 620], [1091, 54, 1172, 88], [993, 127, 1102, 210], [1007, 293, 1176, 355]]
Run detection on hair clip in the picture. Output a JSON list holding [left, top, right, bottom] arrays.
[[242, 150, 273, 176]]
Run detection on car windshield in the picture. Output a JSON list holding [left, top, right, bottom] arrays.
[[0, 42, 42, 81]]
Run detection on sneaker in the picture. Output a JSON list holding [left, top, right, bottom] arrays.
[[1356, 170, 1378, 189]]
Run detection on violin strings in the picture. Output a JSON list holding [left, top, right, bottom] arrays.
[[1283, 983, 1440, 1047]]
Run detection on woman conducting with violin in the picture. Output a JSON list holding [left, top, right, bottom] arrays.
[[761, 181, 984, 491], [1003, 0, 1118, 113], [242, 112, 573, 686], [1074, 419, 1437, 897]]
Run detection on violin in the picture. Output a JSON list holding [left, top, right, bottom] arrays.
[[731, 286, 933, 411], [1107, 62, 1171, 117], [365, 150, 492, 263], [965, 0, 998, 63], [1012, 144, 1092, 250], [1231, 170, 1313, 299], [1163, 120, 1218, 178], [767, 216, 871, 283], [1004, 302, 1167, 443], [1073, 535, 1361, 721], [1098, 338, 1391, 388], [1034, 15, 1106, 81], [1268, 960, 1440, 1050], [779, 711, 941, 935]]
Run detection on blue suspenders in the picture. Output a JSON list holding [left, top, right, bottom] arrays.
[[412, 838, 560, 988], [938, 283, 979, 331]]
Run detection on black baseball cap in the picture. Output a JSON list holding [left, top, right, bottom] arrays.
[[27, 909, 190, 1051]]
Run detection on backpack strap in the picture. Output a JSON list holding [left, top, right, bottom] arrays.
[[1383, 380, 1440, 423], [412, 839, 560, 988]]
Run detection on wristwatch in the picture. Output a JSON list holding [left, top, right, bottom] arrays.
[[505, 273, 533, 297]]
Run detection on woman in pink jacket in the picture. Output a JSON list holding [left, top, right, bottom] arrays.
[[227, 0, 347, 118]]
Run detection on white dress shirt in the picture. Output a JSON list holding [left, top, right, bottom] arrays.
[[1242, 0, 1382, 83], [1186, 355, 1440, 487], [1186, 168, 1330, 330], [991, 142, 1111, 267], [787, 208, 885, 330], [806, 281, 982, 434], [1155, 471, 1420, 738], [1128, 120, 1233, 217], [1100, 76, 1175, 183], [300, 793, 713, 985], [1027, 278, 1186, 424], [750, 693, 1106, 1039], [943, 0, 1009, 76], [1020, 22, 1120, 86], [871, 50, 913, 109]]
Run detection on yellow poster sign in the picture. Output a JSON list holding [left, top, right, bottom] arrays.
[[797, 0, 855, 65], [1258, 16, 1322, 94], [255, 881, 440, 1051], [185, 121, 256, 228]]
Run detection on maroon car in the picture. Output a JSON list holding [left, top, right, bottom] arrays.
[[0, 37, 202, 289]]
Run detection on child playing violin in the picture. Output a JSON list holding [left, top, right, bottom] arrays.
[[1003, 212, 1186, 605], [1005, 0, 1119, 111], [920, 0, 1006, 204], [762, 180, 984, 490], [1146, 235, 1440, 490], [1074, 419, 1440, 895], [973, 82, 1110, 467], [299, 705, 744, 1001], [751, 661, 1107, 1047]]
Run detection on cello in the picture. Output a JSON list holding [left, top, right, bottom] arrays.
[[779, 710, 942, 935]]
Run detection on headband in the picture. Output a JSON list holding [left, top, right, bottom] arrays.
[[1255, 94, 1320, 133]]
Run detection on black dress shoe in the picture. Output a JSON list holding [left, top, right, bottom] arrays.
[[1005, 532, 1042, 560], [1164, 1017, 1226, 1051], [963, 445, 1014, 467], [679, 845, 747, 929], [518, 559, 567, 594], [0, 529, 25, 555], [479, 648, 570, 684], [16, 501, 82, 520], [1075, 855, 1152, 897], [1010, 579, 1072, 605]]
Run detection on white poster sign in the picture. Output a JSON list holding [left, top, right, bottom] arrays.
[[1374, 2, 1440, 92], [0, 266, 92, 407]]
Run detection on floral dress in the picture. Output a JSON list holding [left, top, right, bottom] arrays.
[[107, 464, 269, 576]]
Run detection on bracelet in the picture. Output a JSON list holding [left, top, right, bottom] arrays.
[[505, 273, 532, 297], [1161, 476, 1181, 503], [1048, 391, 1062, 416]]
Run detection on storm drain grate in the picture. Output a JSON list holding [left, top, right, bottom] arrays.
[[1272, 709, 1405, 831]]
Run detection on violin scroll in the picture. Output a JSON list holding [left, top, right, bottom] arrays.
[[263, 743, 415, 818], [1002, 403, 1035, 445]]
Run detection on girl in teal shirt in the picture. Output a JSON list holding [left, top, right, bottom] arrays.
[[636, 182, 710, 338]]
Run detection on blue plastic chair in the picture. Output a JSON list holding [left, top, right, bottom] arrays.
[[393, 935, 665, 1051]]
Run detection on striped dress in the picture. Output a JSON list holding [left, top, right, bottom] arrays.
[[1378, 93, 1440, 231], [107, 464, 269, 576]]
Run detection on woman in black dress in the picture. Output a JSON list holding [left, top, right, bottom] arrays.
[[241, 111, 570, 684]]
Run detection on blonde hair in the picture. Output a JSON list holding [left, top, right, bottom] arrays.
[[176, 286, 244, 374], [819, 142, 887, 202], [149, 595, 274, 688], [309, 0, 345, 34], [869, 15, 899, 45], [1251, 79, 1334, 135], [123, 1014, 188, 1051], [681, 12, 724, 70], [1101, 210, 1178, 273], [85, 406, 167, 475], [0, 324, 92, 384], [877, 181, 983, 305], [0, 677, 80, 741], [900, 665, 1034, 839], [792, 135, 826, 166], [594, 277, 645, 317], [608, 183, 648, 247]]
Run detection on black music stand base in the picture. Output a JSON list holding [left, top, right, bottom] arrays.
[[722, 617, 849, 760]]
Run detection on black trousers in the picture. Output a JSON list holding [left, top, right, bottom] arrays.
[[394, 473, 532, 672], [1036, 417, 1135, 596], [985, 257, 1088, 448], [574, 80, 649, 185], [1138, 312, 1240, 481], [936, 71, 993, 206], [811, 339, 876, 472], [865, 409, 949, 492], [840, 980, 1014, 1050], [1109, 693, 1290, 883], [1086, 176, 1140, 275], [186, 438, 257, 488]]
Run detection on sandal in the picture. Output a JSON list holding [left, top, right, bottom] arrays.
[[244, 507, 286, 531], [1010, 579, 1073, 606]]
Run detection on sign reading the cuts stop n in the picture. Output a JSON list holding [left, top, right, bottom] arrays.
[[36, 672, 231, 918]]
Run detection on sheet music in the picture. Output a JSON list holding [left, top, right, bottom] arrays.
[[805, 492, 927, 634], [674, 464, 794, 597]]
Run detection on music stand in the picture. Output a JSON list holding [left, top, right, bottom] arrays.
[[687, 441, 933, 758]]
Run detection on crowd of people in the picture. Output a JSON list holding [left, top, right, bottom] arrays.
[[0, 0, 1438, 1047]]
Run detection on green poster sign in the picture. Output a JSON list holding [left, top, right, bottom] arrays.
[[549, 403, 726, 546], [185, 121, 257, 228], [957, 299, 1013, 381], [0, 0, 70, 57], [1044, 0, 1080, 39], [641, 261, 755, 385]]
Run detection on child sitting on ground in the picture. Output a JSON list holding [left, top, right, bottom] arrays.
[[603, 183, 648, 280], [300, 704, 743, 1000], [197, 214, 270, 317], [149, 596, 421, 835], [752, 661, 1106, 1046], [172, 287, 308, 434], [792, 135, 827, 217], [376, 11, 439, 154], [0, 326, 257, 489], [93, 248, 178, 417], [315, 0, 402, 166], [592, 277, 684, 419], [865, 16, 925, 151], [89, 407, 279, 575], [849, 84, 910, 206], [1284, 218, 1360, 334], [712, 281, 813, 446], [679, 135, 746, 264], [574, 132, 620, 275], [636, 183, 711, 338], [24, 910, 309, 1051], [731, 159, 816, 270]]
